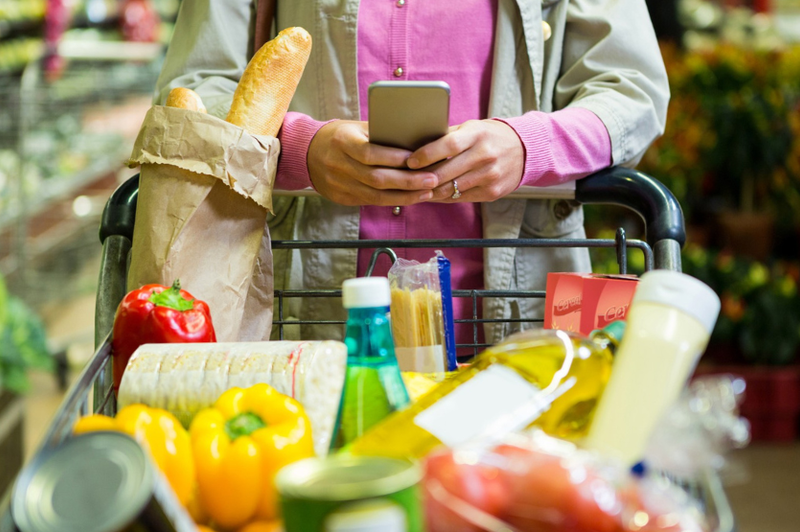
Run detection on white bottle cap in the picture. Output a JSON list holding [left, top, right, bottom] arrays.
[[633, 270, 721, 334], [342, 277, 391, 309]]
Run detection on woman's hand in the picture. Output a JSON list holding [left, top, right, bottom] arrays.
[[308, 120, 437, 206], [407, 119, 525, 202]]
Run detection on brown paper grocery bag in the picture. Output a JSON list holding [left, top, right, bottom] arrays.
[[127, 105, 279, 342]]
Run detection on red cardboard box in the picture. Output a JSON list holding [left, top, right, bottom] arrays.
[[580, 274, 639, 334], [544, 273, 639, 336], [543, 273, 585, 333]]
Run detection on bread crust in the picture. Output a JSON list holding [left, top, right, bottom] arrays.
[[226, 27, 312, 137], [165, 87, 207, 112]]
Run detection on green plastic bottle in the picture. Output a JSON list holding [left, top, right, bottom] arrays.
[[330, 277, 410, 451]]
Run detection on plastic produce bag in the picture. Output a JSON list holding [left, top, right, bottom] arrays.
[[389, 251, 457, 375], [423, 431, 709, 532], [644, 375, 750, 480]]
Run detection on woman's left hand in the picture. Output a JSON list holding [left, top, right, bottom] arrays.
[[406, 119, 525, 202]]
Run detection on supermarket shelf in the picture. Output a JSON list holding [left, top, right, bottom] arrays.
[[0, 167, 121, 302], [0, 150, 126, 233], [14, 45, 163, 108], [58, 40, 163, 62], [0, 18, 43, 40], [0, 12, 129, 42]]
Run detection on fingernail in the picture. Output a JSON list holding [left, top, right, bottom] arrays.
[[423, 177, 437, 188], [407, 157, 419, 169], [420, 191, 433, 201]]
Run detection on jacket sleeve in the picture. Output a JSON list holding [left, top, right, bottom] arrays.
[[556, 0, 670, 167], [154, 0, 252, 118]]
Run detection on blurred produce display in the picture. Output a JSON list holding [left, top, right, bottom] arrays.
[[0, 0, 173, 309], [0, 60, 160, 219], [0, 0, 46, 26], [639, 43, 800, 226], [0, 38, 45, 74], [0, 271, 52, 394], [119, 0, 160, 42], [682, 245, 800, 365], [0, 0, 178, 74]]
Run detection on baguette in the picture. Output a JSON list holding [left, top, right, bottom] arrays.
[[165, 87, 207, 112], [226, 27, 312, 137]]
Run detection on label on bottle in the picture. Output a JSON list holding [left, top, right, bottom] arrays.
[[413, 365, 541, 448]]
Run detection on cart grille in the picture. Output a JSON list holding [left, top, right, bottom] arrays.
[[272, 232, 652, 357]]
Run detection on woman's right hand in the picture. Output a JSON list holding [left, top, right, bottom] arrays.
[[307, 120, 438, 206]]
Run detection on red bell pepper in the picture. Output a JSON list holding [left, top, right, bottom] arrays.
[[112, 280, 216, 391]]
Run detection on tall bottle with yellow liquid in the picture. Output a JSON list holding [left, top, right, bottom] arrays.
[[345, 323, 623, 460]]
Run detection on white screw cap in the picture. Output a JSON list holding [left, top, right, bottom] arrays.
[[633, 270, 721, 334], [342, 277, 391, 309]]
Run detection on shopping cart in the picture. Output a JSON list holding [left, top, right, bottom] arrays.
[[1, 166, 735, 532]]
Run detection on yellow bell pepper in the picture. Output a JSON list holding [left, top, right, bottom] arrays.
[[73, 405, 195, 506], [190, 383, 314, 530], [238, 521, 282, 532]]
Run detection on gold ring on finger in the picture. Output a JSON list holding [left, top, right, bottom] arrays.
[[451, 180, 462, 200]]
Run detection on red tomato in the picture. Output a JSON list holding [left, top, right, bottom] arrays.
[[494, 444, 624, 532], [423, 450, 512, 532]]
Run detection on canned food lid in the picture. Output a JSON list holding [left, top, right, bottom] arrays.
[[276, 456, 421, 501], [12, 431, 154, 532], [325, 499, 407, 532]]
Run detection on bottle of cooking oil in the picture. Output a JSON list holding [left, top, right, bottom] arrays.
[[345, 323, 623, 460], [330, 277, 410, 451]]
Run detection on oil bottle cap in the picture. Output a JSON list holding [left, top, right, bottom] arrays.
[[597, 320, 626, 345], [633, 270, 720, 334], [343, 277, 391, 309]]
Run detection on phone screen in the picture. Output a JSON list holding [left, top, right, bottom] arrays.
[[368, 81, 450, 151]]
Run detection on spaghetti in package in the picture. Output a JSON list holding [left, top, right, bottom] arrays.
[[389, 251, 457, 376]]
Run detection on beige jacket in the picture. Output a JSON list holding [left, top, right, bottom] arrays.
[[155, 0, 669, 344]]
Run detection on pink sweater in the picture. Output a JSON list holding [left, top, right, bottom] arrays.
[[276, 0, 611, 350]]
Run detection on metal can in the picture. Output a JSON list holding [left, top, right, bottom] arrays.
[[11, 431, 195, 532], [276, 455, 423, 532]]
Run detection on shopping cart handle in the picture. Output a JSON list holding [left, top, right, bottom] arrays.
[[99, 173, 139, 244], [576, 167, 686, 247], [101, 167, 685, 248]]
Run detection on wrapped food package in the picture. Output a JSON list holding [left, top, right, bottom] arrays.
[[423, 431, 709, 532], [117, 341, 346, 456], [389, 251, 458, 374]]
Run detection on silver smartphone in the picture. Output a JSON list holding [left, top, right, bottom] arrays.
[[368, 80, 450, 151]]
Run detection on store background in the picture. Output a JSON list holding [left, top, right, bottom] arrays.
[[0, 0, 798, 531]]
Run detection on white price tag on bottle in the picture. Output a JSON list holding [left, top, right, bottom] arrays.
[[413, 365, 541, 448]]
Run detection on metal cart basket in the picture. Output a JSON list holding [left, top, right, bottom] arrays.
[[2, 167, 735, 532]]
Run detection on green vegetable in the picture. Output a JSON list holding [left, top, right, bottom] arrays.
[[0, 273, 52, 394]]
